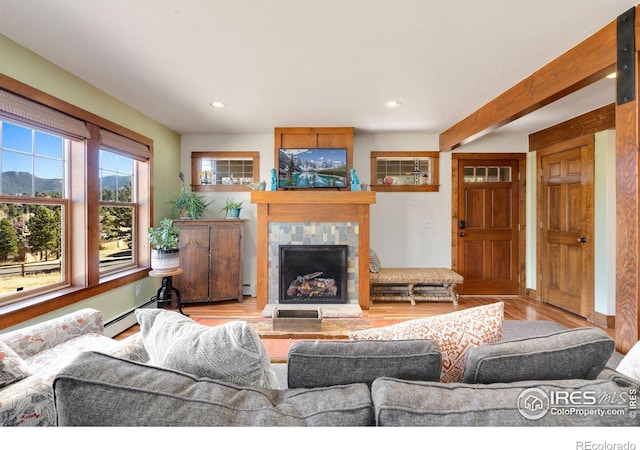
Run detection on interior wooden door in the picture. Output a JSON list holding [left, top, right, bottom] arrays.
[[539, 137, 594, 319], [456, 159, 520, 294]]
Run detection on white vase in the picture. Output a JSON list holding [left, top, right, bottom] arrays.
[[151, 248, 180, 273]]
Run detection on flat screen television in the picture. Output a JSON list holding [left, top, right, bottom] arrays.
[[278, 148, 347, 188]]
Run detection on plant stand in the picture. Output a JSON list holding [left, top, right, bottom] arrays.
[[149, 268, 186, 316]]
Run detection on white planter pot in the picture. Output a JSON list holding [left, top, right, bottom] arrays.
[[151, 248, 180, 273]]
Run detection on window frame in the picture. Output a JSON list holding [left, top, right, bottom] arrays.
[[370, 151, 440, 192], [190, 151, 260, 192], [0, 75, 152, 328]]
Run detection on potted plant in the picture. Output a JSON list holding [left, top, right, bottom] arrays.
[[148, 217, 181, 272], [170, 172, 213, 219], [220, 198, 244, 218]]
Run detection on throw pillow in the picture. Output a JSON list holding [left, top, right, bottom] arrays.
[[369, 249, 381, 273], [617, 340, 640, 381], [135, 309, 279, 389], [0, 341, 32, 388], [349, 302, 504, 382]]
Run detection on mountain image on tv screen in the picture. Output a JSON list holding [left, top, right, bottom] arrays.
[[278, 148, 347, 188]]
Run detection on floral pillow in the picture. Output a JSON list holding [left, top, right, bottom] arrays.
[[349, 302, 504, 382], [369, 249, 381, 273], [0, 341, 32, 388]]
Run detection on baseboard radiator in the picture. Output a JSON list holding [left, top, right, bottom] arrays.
[[242, 283, 256, 297], [104, 299, 157, 338]]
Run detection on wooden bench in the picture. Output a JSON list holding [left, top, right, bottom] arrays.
[[369, 267, 463, 306]]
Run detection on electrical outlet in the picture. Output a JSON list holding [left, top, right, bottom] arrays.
[[135, 284, 141, 296], [423, 219, 436, 229]]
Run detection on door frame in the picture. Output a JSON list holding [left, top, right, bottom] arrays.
[[451, 153, 527, 296], [536, 135, 595, 319]]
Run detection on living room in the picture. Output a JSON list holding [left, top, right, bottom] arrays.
[[1, 0, 640, 442]]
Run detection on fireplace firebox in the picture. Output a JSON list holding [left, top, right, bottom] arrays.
[[279, 245, 348, 303]]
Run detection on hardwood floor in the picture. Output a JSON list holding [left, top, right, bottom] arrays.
[[115, 295, 615, 340]]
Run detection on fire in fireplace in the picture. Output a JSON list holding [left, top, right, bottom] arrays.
[[279, 245, 348, 303]]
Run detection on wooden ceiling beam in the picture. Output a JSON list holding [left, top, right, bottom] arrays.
[[528, 103, 615, 152], [439, 21, 617, 151]]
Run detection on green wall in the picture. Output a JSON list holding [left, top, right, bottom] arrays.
[[0, 34, 181, 329]]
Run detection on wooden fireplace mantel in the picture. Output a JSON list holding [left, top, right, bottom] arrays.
[[251, 191, 376, 310]]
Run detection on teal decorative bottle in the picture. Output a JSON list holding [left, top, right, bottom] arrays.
[[350, 168, 360, 191]]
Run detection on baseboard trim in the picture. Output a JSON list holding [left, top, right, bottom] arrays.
[[104, 299, 156, 338], [592, 311, 615, 329]]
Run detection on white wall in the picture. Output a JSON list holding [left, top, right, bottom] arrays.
[[181, 131, 529, 288], [594, 130, 617, 315]]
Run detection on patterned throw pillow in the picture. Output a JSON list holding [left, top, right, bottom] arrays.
[[349, 302, 504, 382], [617, 340, 640, 382], [0, 341, 32, 388], [369, 249, 381, 273], [135, 309, 279, 389]]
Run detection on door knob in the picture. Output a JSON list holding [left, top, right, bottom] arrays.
[[578, 237, 587, 243], [459, 232, 465, 237]]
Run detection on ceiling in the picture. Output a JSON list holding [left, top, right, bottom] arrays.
[[0, 0, 636, 137]]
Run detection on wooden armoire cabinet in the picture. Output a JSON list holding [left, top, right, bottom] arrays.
[[173, 219, 246, 303]]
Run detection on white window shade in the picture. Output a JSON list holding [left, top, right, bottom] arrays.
[[0, 89, 90, 140], [99, 128, 150, 161]]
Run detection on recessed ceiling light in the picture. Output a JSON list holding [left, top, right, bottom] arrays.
[[210, 101, 226, 108], [384, 100, 401, 108]]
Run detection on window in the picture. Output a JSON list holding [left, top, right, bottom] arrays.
[[0, 121, 68, 299], [463, 165, 512, 183], [0, 84, 151, 310], [370, 151, 440, 192], [191, 151, 260, 191], [99, 150, 135, 273]]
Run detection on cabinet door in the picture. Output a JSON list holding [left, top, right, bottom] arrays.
[[175, 224, 211, 302], [209, 222, 243, 301]]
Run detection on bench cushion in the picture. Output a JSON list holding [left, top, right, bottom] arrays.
[[369, 267, 463, 284]]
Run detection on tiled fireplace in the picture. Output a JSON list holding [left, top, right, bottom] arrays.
[[269, 224, 357, 304], [251, 191, 376, 310]]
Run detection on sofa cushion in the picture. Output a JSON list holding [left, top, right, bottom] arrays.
[[463, 327, 615, 383], [287, 339, 442, 388], [349, 302, 504, 382], [616, 339, 640, 382], [135, 309, 278, 389], [371, 376, 640, 426], [0, 341, 31, 388], [54, 351, 375, 426]]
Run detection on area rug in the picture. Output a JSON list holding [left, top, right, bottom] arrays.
[[195, 317, 404, 362]]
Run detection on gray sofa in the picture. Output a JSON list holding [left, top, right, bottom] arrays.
[[52, 319, 639, 426]]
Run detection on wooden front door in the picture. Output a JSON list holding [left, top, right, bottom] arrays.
[[538, 136, 594, 319], [456, 158, 520, 295]]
